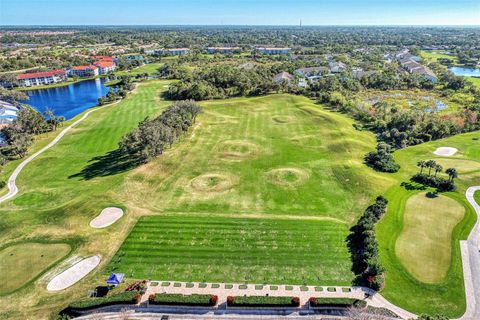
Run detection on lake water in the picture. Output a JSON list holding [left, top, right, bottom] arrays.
[[449, 66, 480, 77], [22, 78, 109, 120]]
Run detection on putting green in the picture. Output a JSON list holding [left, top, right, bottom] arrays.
[[395, 193, 464, 283], [0, 242, 71, 294]]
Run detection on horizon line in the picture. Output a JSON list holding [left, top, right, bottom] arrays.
[[1, 24, 480, 28]]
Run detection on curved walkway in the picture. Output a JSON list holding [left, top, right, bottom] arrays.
[[458, 187, 480, 320], [0, 101, 120, 204]]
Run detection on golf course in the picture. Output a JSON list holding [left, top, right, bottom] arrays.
[[0, 79, 477, 318]]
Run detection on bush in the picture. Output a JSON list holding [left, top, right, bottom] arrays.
[[227, 295, 300, 307], [309, 297, 367, 308], [364, 143, 400, 173], [411, 173, 456, 192], [149, 293, 217, 306], [68, 292, 141, 310], [0, 180, 5, 189]]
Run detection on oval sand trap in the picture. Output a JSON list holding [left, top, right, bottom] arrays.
[[433, 147, 458, 156], [90, 207, 124, 228], [47, 256, 101, 291]]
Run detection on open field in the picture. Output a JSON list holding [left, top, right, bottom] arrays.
[[109, 215, 351, 284], [395, 193, 464, 283], [0, 242, 71, 295], [0, 79, 477, 318]]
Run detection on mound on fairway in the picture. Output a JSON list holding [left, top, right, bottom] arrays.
[[189, 172, 238, 193], [107, 215, 352, 285], [272, 115, 296, 124], [90, 207, 124, 228], [0, 242, 71, 294], [266, 167, 309, 188], [433, 147, 458, 156], [47, 255, 101, 291], [217, 140, 261, 161], [395, 193, 464, 283]]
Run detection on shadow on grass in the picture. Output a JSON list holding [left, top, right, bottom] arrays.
[[69, 149, 144, 180]]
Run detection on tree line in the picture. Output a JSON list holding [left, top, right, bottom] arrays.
[[347, 196, 388, 290], [119, 100, 202, 163]]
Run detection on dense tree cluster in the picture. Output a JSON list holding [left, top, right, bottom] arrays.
[[364, 142, 400, 173], [412, 160, 457, 192], [119, 100, 202, 162], [347, 196, 388, 290], [0, 108, 51, 160], [165, 64, 278, 100], [98, 77, 136, 105]]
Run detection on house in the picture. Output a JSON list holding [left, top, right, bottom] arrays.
[[257, 47, 291, 55], [352, 68, 376, 79], [17, 69, 67, 87], [94, 60, 116, 74], [273, 71, 294, 84], [0, 100, 20, 127], [207, 47, 241, 54], [92, 55, 114, 62], [69, 65, 99, 77], [294, 66, 329, 77], [329, 61, 347, 73], [399, 57, 437, 82]]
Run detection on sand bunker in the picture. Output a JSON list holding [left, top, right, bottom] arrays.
[[433, 147, 458, 156], [47, 256, 101, 291], [190, 172, 239, 193], [90, 207, 124, 228], [267, 168, 309, 188], [272, 115, 296, 124], [218, 140, 260, 161]]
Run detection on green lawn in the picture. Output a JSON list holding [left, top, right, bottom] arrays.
[[108, 215, 351, 285], [420, 50, 458, 64], [395, 193, 464, 283], [0, 242, 71, 295]]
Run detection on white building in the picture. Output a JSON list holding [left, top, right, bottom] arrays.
[[69, 65, 99, 77], [0, 100, 20, 126], [257, 47, 291, 55], [94, 61, 116, 74], [17, 69, 67, 87]]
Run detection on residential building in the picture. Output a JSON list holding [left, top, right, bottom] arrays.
[[257, 47, 291, 55], [0, 100, 20, 127], [207, 47, 241, 54], [69, 65, 99, 77], [397, 52, 437, 83], [329, 61, 348, 73], [92, 55, 114, 62], [273, 71, 294, 84], [17, 69, 67, 87], [148, 48, 190, 56], [294, 66, 329, 77], [94, 60, 116, 74]]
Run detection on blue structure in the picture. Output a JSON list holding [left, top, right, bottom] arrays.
[[106, 273, 125, 286]]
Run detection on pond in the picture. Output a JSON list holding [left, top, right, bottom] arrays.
[[21, 78, 110, 120], [449, 66, 480, 77]]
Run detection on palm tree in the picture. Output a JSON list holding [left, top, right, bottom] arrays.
[[434, 164, 443, 177], [417, 160, 426, 174], [446, 168, 458, 182], [426, 160, 436, 176]]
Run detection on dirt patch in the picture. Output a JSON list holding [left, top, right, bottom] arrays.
[[272, 115, 296, 124], [189, 172, 239, 193], [218, 140, 261, 161], [266, 168, 310, 188], [433, 147, 458, 156]]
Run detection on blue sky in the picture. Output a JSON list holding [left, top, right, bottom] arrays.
[[1, 0, 479, 25]]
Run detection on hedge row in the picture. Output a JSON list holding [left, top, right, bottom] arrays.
[[309, 297, 367, 308], [149, 293, 218, 306], [69, 292, 141, 310], [227, 296, 300, 307]]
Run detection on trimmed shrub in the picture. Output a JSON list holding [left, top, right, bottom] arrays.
[[309, 297, 366, 308], [69, 292, 141, 310], [227, 295, 300, 307], [149, 293, 217, 306]]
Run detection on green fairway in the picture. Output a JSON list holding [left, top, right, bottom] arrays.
[[420, 50, 458, 64], [395, 193, 464, 283], [108, 215, 351, 284], [0, 242, 71, 295], [115, 62, 163, 76]]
